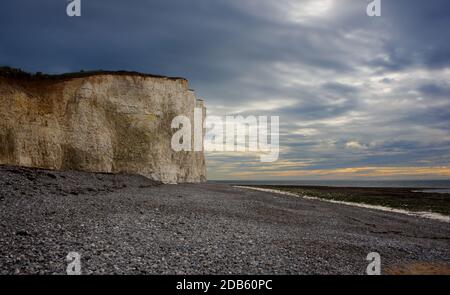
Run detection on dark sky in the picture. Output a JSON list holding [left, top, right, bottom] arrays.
[[1, 0, 450, 180]]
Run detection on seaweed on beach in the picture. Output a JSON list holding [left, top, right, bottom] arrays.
[[249, 185, 450, 216]]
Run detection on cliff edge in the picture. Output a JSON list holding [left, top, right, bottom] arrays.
[[0, 67, 206, 183]]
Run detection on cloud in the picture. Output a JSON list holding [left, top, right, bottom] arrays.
[[345, 141, 367, 150], [418, 83, 450, 97], [1, 0, 449, 179]]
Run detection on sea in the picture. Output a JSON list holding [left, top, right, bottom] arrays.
[[209, 179, 450, 193]]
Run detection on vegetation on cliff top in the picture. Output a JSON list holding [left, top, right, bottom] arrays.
[[0, 66, 186, 81]]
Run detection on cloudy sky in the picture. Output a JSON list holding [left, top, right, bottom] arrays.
[[1, 0, 450, 180]]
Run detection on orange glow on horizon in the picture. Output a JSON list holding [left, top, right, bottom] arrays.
[[229, 165, 450, 179]]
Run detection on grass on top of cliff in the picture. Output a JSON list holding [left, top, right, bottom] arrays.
[[0, 66, 186, 81], [246, 185, 450, 216]]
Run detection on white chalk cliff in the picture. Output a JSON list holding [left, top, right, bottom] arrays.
[[0, 69, 206, 183]]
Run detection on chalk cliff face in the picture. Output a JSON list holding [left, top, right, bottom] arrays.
[[0, 71, 206, 183]]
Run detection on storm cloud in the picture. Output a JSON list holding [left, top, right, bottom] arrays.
[[1, 0, 449, 179]]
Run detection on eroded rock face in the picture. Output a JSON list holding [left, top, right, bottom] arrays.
[[0, 73, 206, 183]]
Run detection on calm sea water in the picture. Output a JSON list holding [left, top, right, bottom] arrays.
[[210, 179, 450, 190]]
